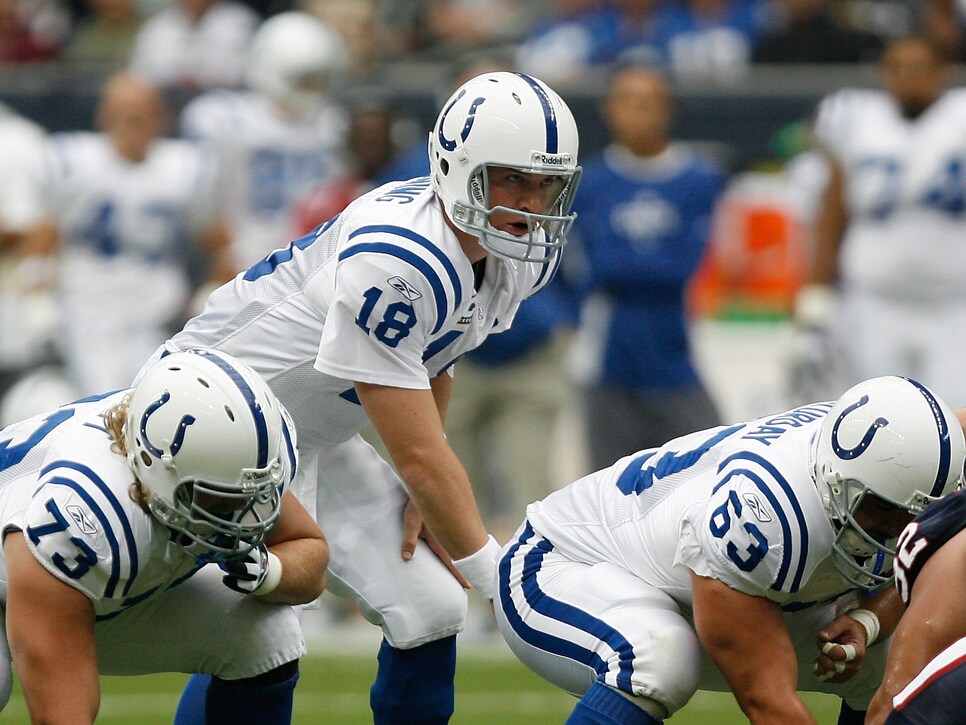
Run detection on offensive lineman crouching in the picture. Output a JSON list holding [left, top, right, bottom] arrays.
[[1, 349, 327, 724], [496, 376, 966, 724]]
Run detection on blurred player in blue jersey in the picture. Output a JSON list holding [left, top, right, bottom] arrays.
[[0, 348, 328, 724], [866, 455, 966, 725], [567, 59, 722, 471], [496, 375, 966, 725], [145, 71, 582, 724]]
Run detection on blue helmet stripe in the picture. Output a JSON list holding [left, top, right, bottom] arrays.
[[905, 378, 951, 497], [514, 73, 558, 154], [193, 350, 269, 468]]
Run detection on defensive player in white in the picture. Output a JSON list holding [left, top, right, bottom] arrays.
[[0, 348, 328, 724], [178, 11, 348, 270], [145, 70, 582, 723], [794, 35, 966, 405], [496, 375, 966, 724], [20, 71, 234, 397]]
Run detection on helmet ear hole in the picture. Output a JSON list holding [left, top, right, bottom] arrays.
[[140, 451, 152, 467], [439, 158, 449, 175]]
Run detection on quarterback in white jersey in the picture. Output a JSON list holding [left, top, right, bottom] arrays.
[[179, 11, 348, 270], [497, 376, 966, 724], [797, 36, 966, 404], [23, 72, 231, 397], [147, 70, 582, 724], [0, 349, 327, 724]]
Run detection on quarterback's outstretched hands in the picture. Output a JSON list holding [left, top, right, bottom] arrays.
[[813, 612, 868, 683], [219, 544, 282, 596]]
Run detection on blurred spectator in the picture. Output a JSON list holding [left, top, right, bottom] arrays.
[[514, 0, 663, 86], [292, 86, 397, 232], [178, 10, 348, 269], [793, 35, 966, 406], [653, 0, 767, 81], [0, 0, 71, 62], [921, 0, 966, 61], [567, 61, 723, 471], [304, 0, 380, 78], [62, 0, 141, 72], [19, 71, 233, 396], [373, 0, 543, 59], [128, 0, 259, 90], [0, 100, 53, 403], [423, 0, 544, 57], [753, 0, 882, 63]]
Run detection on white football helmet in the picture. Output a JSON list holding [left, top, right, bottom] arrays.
[[428, 71, 581, 263], [245, 11, 346, 119], [125, 349, 292, 562], [812, 376, 966, 590]]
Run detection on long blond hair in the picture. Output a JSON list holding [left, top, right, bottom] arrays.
[[103, 393, 149, 510]]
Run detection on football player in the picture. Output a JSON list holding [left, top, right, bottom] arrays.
[[495, 375, 966, 724], [179, 11, 349, 271], [145, 70, 582, 724], [794, 35, 966, 405], [866, 440, 966, 725], [0, 348, 327, 724], [20, 71, 234, 396]]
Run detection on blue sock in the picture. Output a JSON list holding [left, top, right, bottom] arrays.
[[204, 662, 299, 725], [566, 681, 662, 725], [370, 635, 456, 725], [173, 673, 212, 725]]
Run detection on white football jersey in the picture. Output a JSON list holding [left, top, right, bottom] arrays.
[[179, 89, 347, 269], [165, 177, 562, 449], [813, 88, 966, 299], [525, 401, 848, 608], [37, 132, 221, 393], [0, 391, 200, 619]]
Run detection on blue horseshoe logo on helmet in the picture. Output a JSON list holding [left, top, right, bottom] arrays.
[[437, 89, 486, 152], [140, 391, 196, 458], [831, 395, 889, 460]]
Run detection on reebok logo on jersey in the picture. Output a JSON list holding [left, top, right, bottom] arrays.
[[67, 505, 98, 535], [742, 493, 773, 523], [388, 276, 422, 301]]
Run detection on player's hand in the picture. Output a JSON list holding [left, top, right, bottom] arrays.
[[219, 544, 270, 595], [786, 284, 836, 404], [813, 612, 867, 683], [400, 498, 470, 589]]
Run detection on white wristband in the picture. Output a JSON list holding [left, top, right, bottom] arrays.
[[846, 608, 880, 647], [253, 551, 283, 596], [452, 535, 501, 600]]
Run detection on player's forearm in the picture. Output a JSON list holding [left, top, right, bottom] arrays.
[[396, 445, 490, 560], [13, 643, 99, 724], [807, 158, 846, 286], [856, 586, 904, 642], [258, 536, 329, 605]]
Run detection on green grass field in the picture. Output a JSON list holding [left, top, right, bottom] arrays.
[[0, 644, 844, 724]]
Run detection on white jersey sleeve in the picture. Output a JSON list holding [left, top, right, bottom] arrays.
[[677, 411, 838, 603], [315, 225, 463, 389], [811, 88, 871, 158], [19, 428, 148, 607]]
